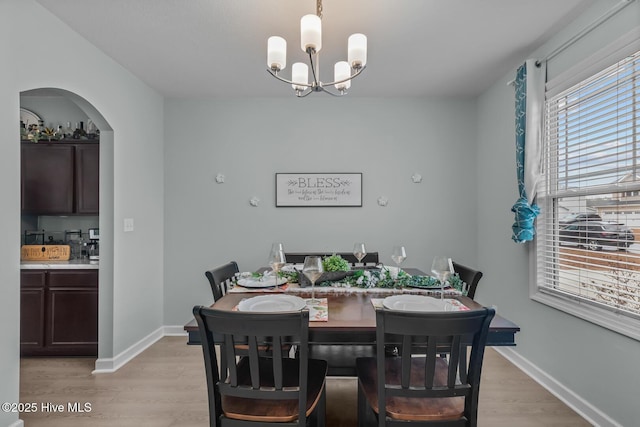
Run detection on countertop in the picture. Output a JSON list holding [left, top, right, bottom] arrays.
[[21, 260, 99, 270]]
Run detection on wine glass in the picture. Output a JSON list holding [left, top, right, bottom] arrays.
[[303, 256, 324, 304], [269, 242, 284, 257], [390, 246, 407, 281], [268, 243, 286, 284], [391, 246, 407, 267], [353, 243, 367, 268], [431, 256, 451, 300]]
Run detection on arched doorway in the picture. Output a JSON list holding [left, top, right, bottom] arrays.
[[20, 88, 114, 366]]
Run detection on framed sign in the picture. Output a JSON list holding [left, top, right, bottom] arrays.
[[276, 173, 362, 207]]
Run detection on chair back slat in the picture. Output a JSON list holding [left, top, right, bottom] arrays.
[[224, 334, 237, 385], [448, 335, 462, 386], [272, 336, 284, 390], [425, 336, 438, 388], [401, 336, 412, 388], [247, 336, 261, 388]]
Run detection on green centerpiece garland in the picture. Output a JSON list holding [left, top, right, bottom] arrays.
[[277, 254, 468, 296]]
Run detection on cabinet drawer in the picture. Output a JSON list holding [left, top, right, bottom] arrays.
[[48, 270, 98, 287], [21, 271, 46, 288]]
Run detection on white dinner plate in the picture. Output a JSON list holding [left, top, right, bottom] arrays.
[[237, 295, 306, 312], [382, 295, 455, 312], [236, 276, 288, 288]]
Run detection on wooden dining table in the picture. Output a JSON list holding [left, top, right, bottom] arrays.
[[184, 267, 520, 348]]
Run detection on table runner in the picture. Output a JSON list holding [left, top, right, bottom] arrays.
[[229, 282, 461, 297]]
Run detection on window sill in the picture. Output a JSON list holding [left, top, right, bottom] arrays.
[[531, 289, 640, 342]]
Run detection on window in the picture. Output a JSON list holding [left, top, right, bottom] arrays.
[[536, 47, 640, 339]]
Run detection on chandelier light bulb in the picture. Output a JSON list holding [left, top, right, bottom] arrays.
[[348, 33, 367, 69], [334, 61, 351, 91], [291, 62, 309, 91], [267, 36, 287, 71], [300, 14, 322, 53]]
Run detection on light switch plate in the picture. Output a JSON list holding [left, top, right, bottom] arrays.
[[124, 218, 134, 232]]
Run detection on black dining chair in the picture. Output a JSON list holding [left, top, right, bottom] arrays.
[[340, 252, 380, 267], [193, 306, 328, 427], [356, 307, 495, 427], [285, 252, 380, 267], [452, 261, 483, 300], [205, 261, 239, 302]]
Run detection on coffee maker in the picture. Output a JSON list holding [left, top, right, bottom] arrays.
[[65, 229, 83, 260], [88, 228, 99, 262]]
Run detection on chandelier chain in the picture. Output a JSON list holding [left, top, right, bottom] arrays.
[[316, 0, 323, 19]]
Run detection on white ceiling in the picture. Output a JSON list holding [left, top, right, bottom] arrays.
[[34, 0, 596, 98]]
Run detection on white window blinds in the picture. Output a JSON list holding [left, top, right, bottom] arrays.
[[538, 49, 640, 318]]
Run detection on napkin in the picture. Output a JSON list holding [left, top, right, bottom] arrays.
[[306, 298, 328, 321], [370, 298, 385, 309]]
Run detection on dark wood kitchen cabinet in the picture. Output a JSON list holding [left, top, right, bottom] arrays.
[[21, 141, 99, 215], [20, 269, 98, 357], [74, 144, 100, 213], [19, 271, 46, 353], [21, 144, 74, 214]]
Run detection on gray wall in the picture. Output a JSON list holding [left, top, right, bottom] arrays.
[[0, 2, 165, 425], [163, 97, 479, 324], [0, 4, 21, 425], [476, 2, 640, 427]]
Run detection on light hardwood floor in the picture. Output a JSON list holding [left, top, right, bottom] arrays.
[[19, 336, 591, 427]]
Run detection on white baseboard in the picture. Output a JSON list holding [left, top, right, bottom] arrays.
[[494, 347, 620, 427], [162, 325, 188, 336], [92, 327, 164, 374]]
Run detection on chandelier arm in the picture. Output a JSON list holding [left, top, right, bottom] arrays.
[[296, 89, 314, 98], [316, 87, 343, 97], [266, 68, 314, 88], [321, 65, 367, 87], [307, 49, 321, 86]]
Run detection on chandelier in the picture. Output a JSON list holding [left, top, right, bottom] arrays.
[[266, 0, 367, 97]]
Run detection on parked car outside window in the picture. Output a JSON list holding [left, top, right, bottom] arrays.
[[559, 213, 602, 224], [559, 221, 635, 251]]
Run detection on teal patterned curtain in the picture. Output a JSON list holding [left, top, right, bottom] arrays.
[[511, 60, 544, 243]]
